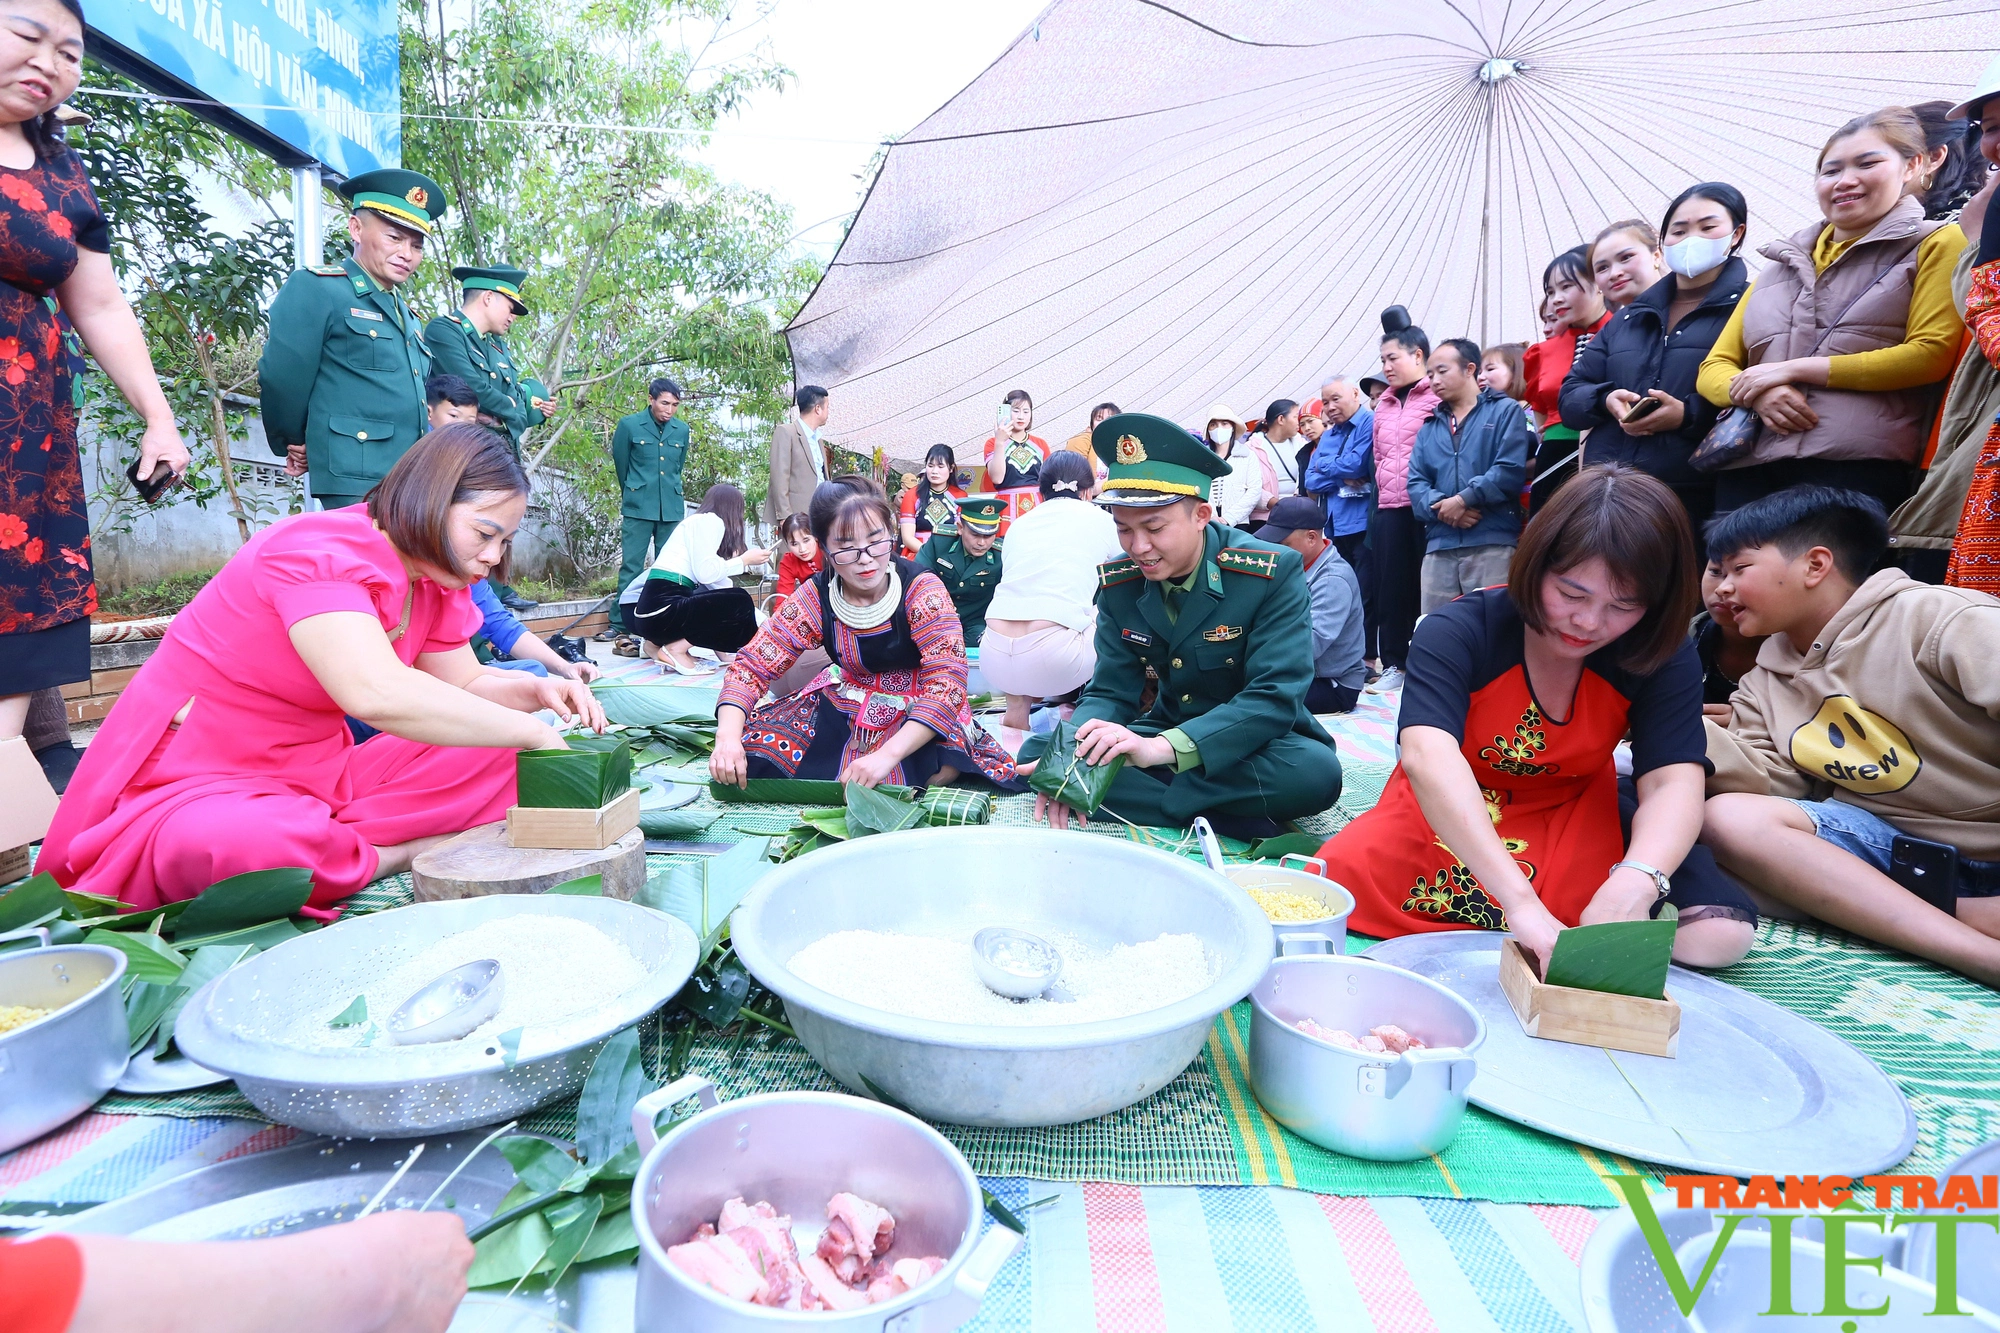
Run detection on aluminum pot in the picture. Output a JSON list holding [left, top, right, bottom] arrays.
[[175, 895, 699, 1137], [1248, 948, 1484, 1161], [629, 1075, 1019, 1331], [731, 826, 1274, 1127], [1225, 855, 1355, 955], [0, 928, 128, 1153]]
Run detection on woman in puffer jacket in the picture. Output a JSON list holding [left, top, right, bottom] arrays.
[[1560, 183, 1755, 547]]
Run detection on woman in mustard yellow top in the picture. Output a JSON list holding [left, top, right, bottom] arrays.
[[1698, 107, 1966, 517]]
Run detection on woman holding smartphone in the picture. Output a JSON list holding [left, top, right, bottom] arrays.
[[1560, 182, 1755, 544], [0, 0, 187, 761]]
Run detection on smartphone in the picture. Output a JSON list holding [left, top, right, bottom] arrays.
[[125, 456, 176, 504], [1889, 834, 1958, 916], [1620, 395, 1663, 424]]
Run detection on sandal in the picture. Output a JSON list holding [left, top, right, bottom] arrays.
[[612, 636, 642, 657]]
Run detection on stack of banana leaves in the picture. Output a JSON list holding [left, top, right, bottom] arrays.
[[0, 867, 318, 1059], [588, 682, 718, 769], [764, 782, 992, 863]]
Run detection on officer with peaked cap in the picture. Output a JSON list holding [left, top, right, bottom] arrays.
[[259, 168, 451, 510], [422, 265, 551, 455], [915, 494, 1004, 647], [1018, 412, 1343, 833]]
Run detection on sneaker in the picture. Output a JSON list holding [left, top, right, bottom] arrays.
[[1366, 666, 1404, 693]]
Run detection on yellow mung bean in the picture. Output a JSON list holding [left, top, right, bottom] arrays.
[[1245, 886, 1330, 922], [0, 1005, 52, 1036]]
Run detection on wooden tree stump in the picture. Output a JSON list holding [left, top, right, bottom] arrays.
[[411, 823, 646, 902]]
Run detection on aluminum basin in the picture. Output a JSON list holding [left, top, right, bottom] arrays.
[[175, 895, 699, 1137], [731, 826, 1274, 1127]]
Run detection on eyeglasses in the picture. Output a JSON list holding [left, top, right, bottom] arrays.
[[829, 537, 895, 566]]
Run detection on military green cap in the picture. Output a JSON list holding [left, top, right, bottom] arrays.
[[956, 496, 1005, 534], [338, 168, 450, 236], [453, 264, 529, 315], [1091, 412, 1230, 509]]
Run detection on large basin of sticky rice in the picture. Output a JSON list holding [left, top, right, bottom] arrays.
[[732, 827, 1275, 1128], [174, 895, 700, 1137]]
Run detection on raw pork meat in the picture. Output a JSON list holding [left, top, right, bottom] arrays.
[[1294, 1017, 1429, 1053], [669, 1191, 948, 1311]]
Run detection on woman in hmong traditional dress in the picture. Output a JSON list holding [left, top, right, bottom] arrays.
[[710, 476, 1021, 790]]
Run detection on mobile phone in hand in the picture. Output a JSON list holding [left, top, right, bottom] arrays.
[[126, 456, 175, 503], [1620, 395, 1663, 424]]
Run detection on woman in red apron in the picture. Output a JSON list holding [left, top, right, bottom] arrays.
[[1317, 466, 1755, 969]]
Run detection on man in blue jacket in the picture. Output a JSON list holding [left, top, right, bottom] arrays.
[[1408, 339, 1531, 612], [1304, 375, 1376, 667]]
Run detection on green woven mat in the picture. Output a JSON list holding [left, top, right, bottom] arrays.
[[1712, 918, 2000, 1174]]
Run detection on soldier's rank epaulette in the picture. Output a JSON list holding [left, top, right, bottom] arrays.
[[1217, 547, 1278, 578], [1098, 556, 1142, 588], [309, 265, 347, 277]]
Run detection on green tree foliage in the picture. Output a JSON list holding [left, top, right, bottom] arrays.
[[401, 0, 820, 575], [71, 65, 300, 542]]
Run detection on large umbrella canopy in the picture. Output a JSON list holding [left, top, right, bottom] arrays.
[[785, 0, 1988, 462]]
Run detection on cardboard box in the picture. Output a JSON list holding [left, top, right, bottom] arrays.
[[1498, 938, 1680, 1057], [0, 736, 59, 854], [506, 786, 641, 851]]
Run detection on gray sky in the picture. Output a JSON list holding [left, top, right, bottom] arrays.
[[690, 0, 1049, 260]]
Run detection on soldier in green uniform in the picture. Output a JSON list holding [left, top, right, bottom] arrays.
[[914, 495, 1003, 647], [421, 265, 549, 455], [611, 377, 692, 636], [1020, 413, 1343, 833], [259, 168, 450, 509]]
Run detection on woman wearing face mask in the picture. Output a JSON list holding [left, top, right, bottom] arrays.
[[1698, 107, 1967, 517], [1590, 220, 1666, 310], [1522, 248, 1612, 511], [1201, 403, 1262, 527], [898, 443, 966, 555], [1560, 183, 1754, 545], [709, 476, 1021, 791], [38, 427, 605, 910]]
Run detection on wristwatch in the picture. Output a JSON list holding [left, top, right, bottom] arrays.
[[1611, 859, 1673, 902]]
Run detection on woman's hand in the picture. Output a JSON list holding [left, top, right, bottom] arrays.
[[1620, 390, 1686, 436], [1727, 362, 1793, 405], [523, 674, 605, 732], [1960, 162, 1998, 245], [1580, 865, 1661, 926], [839, 747, 902, 788], [1506, 903, 1565, 978], [139, 417, 191, 483], [1702, 701, 1733, 722], [710, 736, 748, 788], [562, 658, 602, 684], [1750, 383, 1819, 435], [742, 547, 772, 569], [1604, 388, 1643, 422]]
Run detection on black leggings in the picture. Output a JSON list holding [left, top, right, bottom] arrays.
[[1306, 679, 1360, 714], [631, 581, 758, 652], [1369, 505, 1427, 669]]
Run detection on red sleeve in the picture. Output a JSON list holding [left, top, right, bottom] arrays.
[[903, 571, 969, 737], [898, 487, 919, 520], [1964, 257, 2000, 365], [0, 1237, 84, 1333], [254, 525, 397, 630]]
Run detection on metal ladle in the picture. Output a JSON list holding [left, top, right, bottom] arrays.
[[972, 927, 1073, 1003], [386, 959, 504, 1045]]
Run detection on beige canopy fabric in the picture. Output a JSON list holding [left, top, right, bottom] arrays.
[[785, 0, 1989, 464]]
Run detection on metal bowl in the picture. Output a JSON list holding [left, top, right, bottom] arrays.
[[731, 826, 1274, 1127], [0, 933, 128, 1153], [175, 895, 699, 1137], [629, 1075, 1018, 1329], [1225, 855, 1356, 954], [1248, 950, 1484, 1161]]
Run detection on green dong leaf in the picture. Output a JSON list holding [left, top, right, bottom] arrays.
[[169, 868, 312, 938]]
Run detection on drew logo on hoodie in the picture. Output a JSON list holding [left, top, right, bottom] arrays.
[[1788, 695, 1923, 795]]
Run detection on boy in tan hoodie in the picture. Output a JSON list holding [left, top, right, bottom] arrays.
[[1700, 487, 2000, 987]]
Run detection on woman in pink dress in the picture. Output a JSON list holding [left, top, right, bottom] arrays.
[[40, 425, 605, 909]]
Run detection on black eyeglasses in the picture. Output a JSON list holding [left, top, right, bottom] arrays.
[[829, 537, 895, 566]]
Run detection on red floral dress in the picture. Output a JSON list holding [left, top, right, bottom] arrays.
[[0, 150, 108, 638], [1945, 256, 2000, 594], [1318, 588, 1706, 937]]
